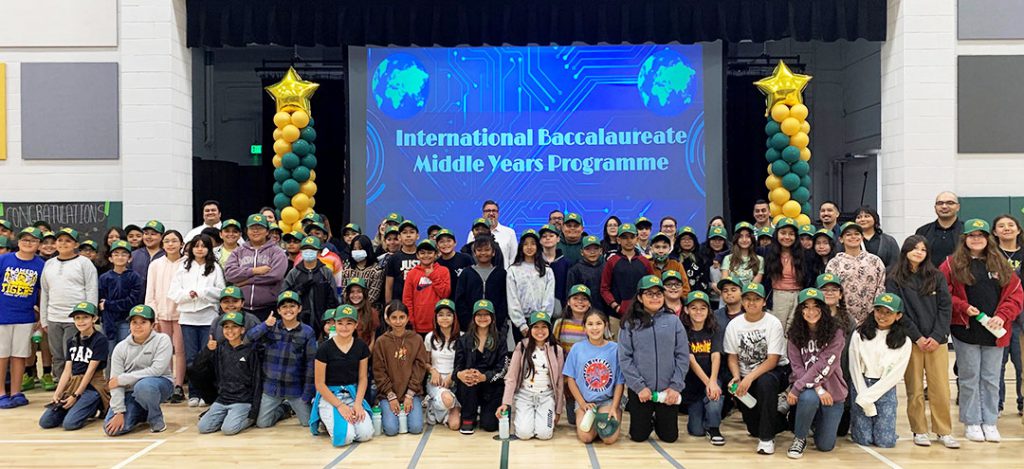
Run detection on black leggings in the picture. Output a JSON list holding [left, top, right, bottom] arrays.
[[627, 389, 680, 443], [737, 365, 790, 441], [456, 380, 504, 431]]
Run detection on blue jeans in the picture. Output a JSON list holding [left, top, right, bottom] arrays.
[[851, 377, 898, 448], [104, 377, 173, 436], [198, 401, 253, 435], [953, 337, 1003, 425], [256, 393, 312, 428], [39, 388, 102, 431], [181, 324, 210, 398], [1000, 324, 1022, 411], [379, 395, 424, 436], [685, 395, 724, 436], [793, 389, 845, 451]]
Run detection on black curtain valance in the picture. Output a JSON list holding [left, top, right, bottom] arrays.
[[186, 0, 886, 48]]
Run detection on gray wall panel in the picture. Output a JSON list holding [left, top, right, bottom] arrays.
[[958, 55, 1024, 153], [959, 0, 1024, 39], [21, 62, 119, 160]]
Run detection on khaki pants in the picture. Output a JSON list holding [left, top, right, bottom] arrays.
[[770, 290, 799, 334], [904, 344, 952, 435], [608, 316, 620, 341]]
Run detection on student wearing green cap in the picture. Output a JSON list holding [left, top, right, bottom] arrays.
[[0, 219, 13, 243], [377, 226, 401, 269], [215, 219, 243, 269], [403, 239, 452, 335], [0, 227, 45, 407], [454, 300, 507, 434], [123, 225, 143, 251], [807, 228, 836, 279], [339, 234, 383, 307], [453, 234, 508, 332], [341, 223, 362, 249], [939, 218, 1023, 443], [281, 230, 303, 268], [196, 311, 261, 435], [372, 297, 429, 436], [40, 227, 99, 380], [461, 218, 505, 268], [98, 240, 143, 348], [283, 236, 341, 331], [722, 222, 763, 286], [435, 229, 473, 298], [129, 221, 167, 288], [507, 230, 555, 343], [247, 291, 317, 429], [554, 284, 597, 424], [78, 240, 99, 267], [0, 236, 9, 256], [384, 219, 420, 303], [648, 232, 687, 289], [661, 270, 687, 317], [499, 310, 565, 440], [700, 225, 730, 308], [675, 227, 708, 297], [849, 293, 912, 448], [425, 299, 462, 430], [601, 223, 654, 338], [797, 224, 816, 251], [465, 200, 517, 269], [563, 308, 624, 444], [38, 302, 109, 428], [300, 222, 345, 273], [224, 214, 288, 321], [681, 291, 725, 445], [39, 230, 57, 260], [311, 305, 375, 446], [634, 217, 653, 255], [600, 216, 622, 253], [763, 217, 808, 332], [565, 235, 604, 306], [557, 212, 586, 263], [825, 222, 886, 324], [756, 226, 774, 249], [144, 230, 185, 402], [341, 278, 378, 348], [104, 305, 174, 436]]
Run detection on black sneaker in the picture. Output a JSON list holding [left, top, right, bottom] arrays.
[[460, 420, 475, 435], [706, 427, 726, 446], [169, 386, 185, 404], [787, 438, 806, 459]]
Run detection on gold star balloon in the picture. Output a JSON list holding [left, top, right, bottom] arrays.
[[265, 67, 319, 115], [753, 61, 812, 113]]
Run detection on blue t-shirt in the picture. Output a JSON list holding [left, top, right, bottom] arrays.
[[562, 339, 624, 403], [0, 252, 46, 325], [67, 331, 109, 376]]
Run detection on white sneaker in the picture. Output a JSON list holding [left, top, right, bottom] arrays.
[[188, 397, 200, 408], [199, 399, 209, 407], [938, 434, 960, 449], [981, 425, 1001, 443], [757, 439, 775, 455], [913, 433, 932, 446], [965, 425, 985, 442]]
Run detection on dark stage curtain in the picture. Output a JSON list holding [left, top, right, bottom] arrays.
[[187, 0, 886, 48]]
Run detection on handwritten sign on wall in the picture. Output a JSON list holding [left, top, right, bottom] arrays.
[[0, 201, 123, 241]]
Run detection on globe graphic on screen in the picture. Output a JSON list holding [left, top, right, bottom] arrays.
[[372, 53, 430, 119], [637, 49, 696, 116]]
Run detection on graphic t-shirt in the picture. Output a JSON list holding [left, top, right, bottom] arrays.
[[562, 340, 623, 403], [67, 332, 109, 375], [0, 253, 46, 324], [723, 313, 788, 377], [385, 251, 419, 300], [684, 326, 721, 397]]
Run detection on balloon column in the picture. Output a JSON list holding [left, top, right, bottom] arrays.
[[754, 61, 814, 227], [265, 67, 320, 234]]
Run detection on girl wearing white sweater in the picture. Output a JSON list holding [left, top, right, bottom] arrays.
[[506, 230, 555, 344], [849, 293, 912, 448], [168, 234, 224, 406]]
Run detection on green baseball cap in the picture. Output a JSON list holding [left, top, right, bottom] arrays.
[[568, 284, 592, 299], [18, 227, 43, 240], [303, 213, 323, 223], [519, 229, 539, 242], [435, 298, 456, 313], [539, 224, 558, 237], [564, 213, 583, 225], [384, 226, 400, 237], [269, 222, 282, 233], [634, 216, 652, 228], [798, 287, 823, 304], [799, 224, 817, 236], [79, 240, 98, 251], [246, 214, 269, 228], [472, 217, 491, 229], [756, 226, 774, 238], [650, 232, 672, 245], [219, 286, 243, 300], [143, 220, 165, 233], [384, 212, 404, 224], [582, 235, 601, 249], [636, 274, 664, 291], [416, 239, 438, 251], [69, 301, 98, 317], [741, 282, 766, 298], [707, 226, 728, 240], [343, 223, 362, 234], [717, 276, 742, 290], [816, 273, 842, 289], [277, 290, 301, 306], [963, 218, 991, 235], [839, 221, 862, 236], [128, 304, 156, 320], [221, 219, 242, 231], [219, 311, 245, 326], [434, 228, 455, 241], [813, 228, 834, 240], [334, 304, 359, 322], [685, 290, 710, 305], [398, 219, 418, 231], [110, 239, 131, 254], [305, 222, 327, 234], [300, 236, 322, 250], [528, 311, 553, 326], [0, 219, 10, 230], [775, 218, 798, 231], [57, 227, 80, 242], [322, 308, 337, 321], [283, 230, 304, 242], [661, 270, 684, 284], [873, 292, 904, 313], [345, 276, 368, 291], [473, 299, 495, 315], [734, 221, 755, 233], [42, 231, 56, 240], [677, 226, 698, 240], [618, 223, 638, 237]]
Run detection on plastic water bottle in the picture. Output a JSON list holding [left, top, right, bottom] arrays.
[[975, 312, 1007, 338], [398, 404, 409, 434], [328, 325, 337, 339], [31, 330, 43, 344], [651, 390, 680, 405], [498, 409, 510, 439], [729, 382, 758, 408], [371, 406, 383, 436], [579, 407, 597, 432]]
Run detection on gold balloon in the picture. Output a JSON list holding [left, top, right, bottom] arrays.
[[309, 196, 316, 208], [780, 117, 801, 136], [791, 132, 809, 149], [278, 221, 292, 234], [272, 154, 283, 168], [769, 202, 782, 217], [770, 104, 790, 123], [265, 67, 319, 115], [301, 207, 314, 218], [800, 120, 811, 134], [754, 61, 812, 113], [790, 104, 809, 121], [273, 128, 282, 140], [796, 214, 812, 227], [782, 200, 801, 218], [280, 206, 300, 224], [773, 214, 787, 225], [282, 125, 300, 143], [273, 139, 291, 155], [309, 169, 317, 182], [766, 174, 782, 190], [273, 112, 292, 129], [800, 147, 811, 161], [291, 193, 311, 212], [291, 110, 310, 129], [770, 187, 791, 205]]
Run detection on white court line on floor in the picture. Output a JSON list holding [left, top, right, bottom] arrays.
[[857, 445, 903, 469], [110, 439, 167, 469], [0, 439, 160, 444], [175, 425, 191, 433]]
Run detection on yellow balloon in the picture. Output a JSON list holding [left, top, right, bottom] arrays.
[[280, 206, 300, 225], [277, 221, 291, 234], [799, 147, 811, 161], [309, 169, 316, 182], [771, 104, 790, 123], [291, 110, 310, 128], [800, 120, 810, 134], [300, 180, 317, 197], [273, 128, 282, 141], [272, 154, 283, 168], [782, 200, 801, 218], [309, 196, 316, 208], [780, 117, 801, 136], [767, 163, 774, 176], [770, 187, 791, 205], [773, 214, 787, 225], [273, 112, 292, 129], [291, 193, 311, 212], [282, 125, 300, 143], [790, 132, 809, 149], [766, 174, 782, 190], [790, 104, 809, 121], [301, 207, 314, 218], [796, 214, 812, 227], [273, 139, 291, 155], [769, 202, 782, 217]]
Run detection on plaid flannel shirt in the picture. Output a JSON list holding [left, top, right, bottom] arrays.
[[246, 321, 317, 401]]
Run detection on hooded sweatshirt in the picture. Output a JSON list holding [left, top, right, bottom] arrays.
[[454, 264, 508, 331], [223, 241, 288, 310], [108, 331, 174, 413], [372, 330, 429, 399], [145, 256, 183, 321], [502, 338, 565, 414], [617, 309, 690, 393], [167, 261, 225, 326], [40, 255, 98, 326], [402, 263, 451, 334], [787, 328, 848, 402]]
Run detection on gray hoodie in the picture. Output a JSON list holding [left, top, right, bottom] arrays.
[[109, 331, 173, 413], [618, 309, 690, 393]]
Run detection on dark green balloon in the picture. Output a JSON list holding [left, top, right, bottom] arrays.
[[792, 187, 811, 204], [309, 143, 317, 155], [771, 160, 791, 176], [291, 166, 311, 183], [301, 154, 318, 170], [765, 121, 781, 137], [765, 148, 781, 163], [282, 179, 300, 197], [782, 173, 801, 191], [291, 140, 311, 157], [273, 167, 290, 183], [791, 160, 810, 177], [781, 146, 801, 164], [282, 152, 301, 170], [273, 193, 290, 209], [801, 201, 812, 215], [300, 126, 317, 143], [770, 133, 790, 151], [801, 174, 812, 187], [272, 181, 282, 194], [307, 117, 315, 127]]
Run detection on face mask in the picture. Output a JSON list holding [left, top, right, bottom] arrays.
[[653, 253, 669, 262], [301, 250, 318, 262], [351, 249, 368, 262]]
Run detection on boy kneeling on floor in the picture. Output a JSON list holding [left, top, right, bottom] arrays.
[[39, 302, 110, 430], [196, 311, 262, 435]]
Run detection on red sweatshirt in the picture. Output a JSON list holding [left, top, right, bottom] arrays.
[[939, 258, 1023, 347], [402, 263, 451, 333]]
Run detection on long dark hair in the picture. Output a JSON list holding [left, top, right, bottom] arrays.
[[764, 225, 805, 285], [788, 298, 838, 350], [348, 234, 379, 267], [431, 305, 461, 349], [855, 206, 883, 231], [98, 227, 126, 270], [602, 216, 622, 245], [351, 288, 383, 343], [888, 235, 941, 295], [681, 302, 718, 335], [949, 232, 1013, 287], [824, 282, 855, 334], [729, 228, 760, 273], [519, 322, 559, 382], [623, 289, 659, 330], [993, 214, 1024, 251], [513, 235, 547, 276], [161, 230, 184, 257], [857, 309, 909, 350], [183, 234, 217, 276], [471, 310, 500, 351], [674, 231, 699, 261]]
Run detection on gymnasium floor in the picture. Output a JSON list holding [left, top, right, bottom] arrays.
[[2, 372, 1021, 468]]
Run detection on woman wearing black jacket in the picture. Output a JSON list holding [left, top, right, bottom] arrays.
[[676, 228, 710, 295], [454, 300, 508, 434]]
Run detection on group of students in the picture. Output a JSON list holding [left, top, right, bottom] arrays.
[[0, 193, 1021, 458]]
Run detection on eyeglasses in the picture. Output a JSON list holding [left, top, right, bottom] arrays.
[[664, 283, 683, 290], [483, 209, 499, 214], [935, 201, 958, 206], [642, 290, 664, 299]]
